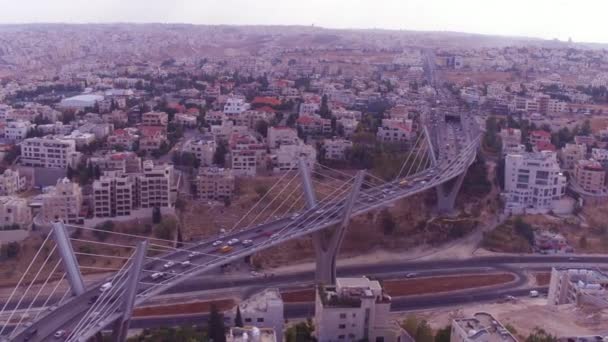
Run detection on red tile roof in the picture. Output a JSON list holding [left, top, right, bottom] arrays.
[[252, 96, 281, 106]]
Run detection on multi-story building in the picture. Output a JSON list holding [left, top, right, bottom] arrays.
[[529, 130, 551, 147], [560, 143, 587, 170], [314, 277, 408, 342], [182, 138, 216, 166], [504, 151, 567, 213], [451, 312, 518, 342], [592, 148, 608, 165], [547, 268, 608, 308], [324, 138, 353, 160], [40, 178, 83, 223], [93, 171, 135, 218], [138, 126, 167, 152], [107, 128, 139, 151], [376, 119, 414, 144], [573, 159, 606, 194], [5, 120, 33, 141], [173, 113, 198, 128], [211, 120, 248, 142], [267, 127, 299, 150], [297, 116, 332, 136], [20, 136, 81, 169], [499, 128, 525, 155], [273, 144, 316, 173], [196, 167, 235, 201], [137, 160, 174, 209], [232, 150, 257, 177], [141, 111, 168, 127], [299, 102, 320, 116], [0, 169, 26, 196], [0, 196, 31, 229], [227, 289, 284, 341], [89, 152, 142, 174], [224, 98, 250, 116]]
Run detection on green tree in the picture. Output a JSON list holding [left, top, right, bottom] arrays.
[[434, 326, 451, 342], [514, 217, 534, 245], [155, 218, 177, 240], [255, 120, 269, 137], [415, 320, 434, 342], [152, 206, 162, 224], [402, 315, 419, 335], [234, 306, 243, 327], [285, 319, 316, 342], [579, 235, 588, 249], [525, 328, 557, 342], [213, 141, 228, 167], [1, 242, 20, 259], [93, 221, 115, 241], [207, 304, 226, 342], [319, 94, 331, 118]]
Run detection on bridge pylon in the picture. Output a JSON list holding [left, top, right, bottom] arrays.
[[52, 220, 86, 296], [435, 170, 466, 215], [111, 240, 149, 342], [298, 158, 365, 285]]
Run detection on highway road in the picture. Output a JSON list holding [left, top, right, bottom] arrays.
[[9, 115, 478, 341]]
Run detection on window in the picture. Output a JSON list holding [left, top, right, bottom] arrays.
[[376, 337, 385, 342], [244, 318, 252, 323], [339, 313, 346, 319], [257, 318, 264, 323], [338, 335, 345, 340], [339, 324, 346, 329]]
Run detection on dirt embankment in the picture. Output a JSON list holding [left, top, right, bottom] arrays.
[[281, 273, 515, 303]]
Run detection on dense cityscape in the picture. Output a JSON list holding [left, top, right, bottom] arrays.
[[0, 22, 606, 342]]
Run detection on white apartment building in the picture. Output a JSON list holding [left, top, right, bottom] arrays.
[[141, 111, 168, 127], [267, 127, 299, 150], [573, 159, 606, 194], [591, 148, 608, 163], [451, 312, 517, 342], [182, 138, 216, 166], [93, 171, 135, 218], [89, 152, 142, 174], [324, 138, 353, 160], [40, 178, 83, 223], [504, 151, 567, 213], [228, 289, 284, 342], [0, 169, 26, 196], [547, 268, 608, 308], [299, 102, 320, 116], [560, 143, 587, 170], [138, 161, 174, 209], [376, 119, 414, 144], [314, 277, 408, 342], [499, 128, 525, 155], [224, 98, 251, 116], [5, 120, 33, 141], [211, 120, 249, 142], [232, 150, 257, 177], [197, 167, 235, 201], [20, 136, 81, 169], [173, 113, 198, 127], [0, 196, 31, 229], [273, 144, 316, 173]]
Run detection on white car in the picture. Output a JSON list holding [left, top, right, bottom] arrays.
[[163, 261, 175, 269], [151, 272, 164, 280], [315, 209, 325, 214], [181, 261, 192, 267], [242, 239, 253, 246], [290, 213, 300, 220], [54, 330, 66, 338], [99, 282, 112, 292], [188, 252, 199, 259], [227, 238, 240, 246], [270, 233, 279, 239], [212, 240, 223, 247]]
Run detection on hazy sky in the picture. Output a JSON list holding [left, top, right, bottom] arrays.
[[0, 0, 606, 44]]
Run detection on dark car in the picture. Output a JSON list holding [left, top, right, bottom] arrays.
[[88, 295, 99, 304]]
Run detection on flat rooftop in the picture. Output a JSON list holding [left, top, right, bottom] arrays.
[[454, 312, 518, 342]]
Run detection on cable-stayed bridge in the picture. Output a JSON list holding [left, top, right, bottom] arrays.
[[3, 115, 480, 342]]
